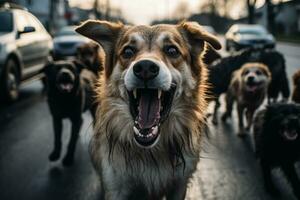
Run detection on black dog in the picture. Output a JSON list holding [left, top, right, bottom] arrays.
[[253, 103, 300, 199], [202, 44, 222, 65], [259, 49, 290, 103], [44, 60, 96, 166], [208, 48, 290, 124]]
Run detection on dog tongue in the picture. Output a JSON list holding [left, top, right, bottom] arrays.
[[138, 89, 160, 129]]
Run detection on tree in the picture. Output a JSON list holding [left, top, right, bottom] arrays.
[[199, 0, 233, 17], [172, 1, 190, 19], [266, 0, 275, 33], [247, 0, 257, 24]]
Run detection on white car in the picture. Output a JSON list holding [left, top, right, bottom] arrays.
[[0, 3, 53, 102]]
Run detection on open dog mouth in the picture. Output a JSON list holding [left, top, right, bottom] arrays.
[[283, 130, 298, 141], [57, 82, 74, 93], [246, 81, 262, 92], [127, 83, 176, 148]]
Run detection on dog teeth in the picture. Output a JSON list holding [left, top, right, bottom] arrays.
[[133, 89, 137, 99], [158, 90, 162, 99], [133, 126, 139, 134]]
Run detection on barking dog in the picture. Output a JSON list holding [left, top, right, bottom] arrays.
[[44, 60, 96, 166], [253, 103, 300, 199], [222, 62, 271, 136], [77, 42, 104, 76], [76, 20, 221, 199], [208, 48, 289, 125], [292, 69, 300, 103]]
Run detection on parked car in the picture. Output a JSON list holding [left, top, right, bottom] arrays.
[[225, 24, 275, 51], [0, 3, 53, 102], [53, 26, 89, 60]]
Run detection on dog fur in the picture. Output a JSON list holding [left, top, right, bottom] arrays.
[[202, 44, 221, 65], [292, 69, 300, 103], [76, 42, 104, 76], [76, 20, 221, 199], [209, 48, 289, 125], [253, 103, 300, 199], [44, 60, 97, 166], [222, 62, 271, 136]]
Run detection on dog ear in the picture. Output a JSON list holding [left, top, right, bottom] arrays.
[[259, 64, 271, 80], [73, 60, 85, 73], [75, 20, 124, 77], [92, 43, 99, 52], [178, 21, 221, 55]]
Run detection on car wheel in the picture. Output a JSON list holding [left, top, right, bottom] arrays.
[[0, 58, 20, 102]]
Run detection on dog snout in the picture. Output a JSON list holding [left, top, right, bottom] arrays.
[[58, 69, 74, 82], [133, 60, 159, 81], [247, 76, 255, 83]]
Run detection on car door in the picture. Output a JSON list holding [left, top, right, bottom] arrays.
[[14, 10, 34, 72], [26, 12, 51, 68]]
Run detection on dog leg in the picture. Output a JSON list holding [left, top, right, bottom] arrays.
[[212, 98, 220, 125], [261, 160, 279, 196], [281, 163, 300, 199], [62, 117, 82, 166], [237, 105, 246, 137], [166, 180, 187, 200], [245, 109, 254, 132], [49, 117, 62, 161], [222, 92, 234, 122]]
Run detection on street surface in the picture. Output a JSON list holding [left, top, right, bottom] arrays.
[[0, 40, 299, 200]]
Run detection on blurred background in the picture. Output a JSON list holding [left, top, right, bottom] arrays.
[[1, 0, 300, 37], [0, 0, 300, 200]]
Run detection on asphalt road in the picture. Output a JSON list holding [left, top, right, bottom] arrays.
[[0, 41, 299, 200]]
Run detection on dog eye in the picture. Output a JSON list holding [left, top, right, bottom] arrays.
[[256, 70, 262, 75], [243, 70, 249, 76], [122, 47, 135, 59], [164, 45, 180, 58]]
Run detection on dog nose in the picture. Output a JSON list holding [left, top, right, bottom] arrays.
[[133, 60, 159, 80], [248, 76, 255, 82]]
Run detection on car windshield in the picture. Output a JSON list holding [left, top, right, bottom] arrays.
[[0, 11, 13, 32], [55, 27, 77, 36], [237, 27, 267, 36]]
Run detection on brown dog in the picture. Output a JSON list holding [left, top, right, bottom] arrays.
[[76, 20, 221, 199], [76, 42, 104, 76], [222, 62, 271, 136], [292, 69, 300, 103]]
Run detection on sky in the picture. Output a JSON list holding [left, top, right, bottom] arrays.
[[69, 0, 278, 25]]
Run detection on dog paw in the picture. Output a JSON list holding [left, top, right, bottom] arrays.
[[49, 150, 60, 161], [62, 155, 74, 167]]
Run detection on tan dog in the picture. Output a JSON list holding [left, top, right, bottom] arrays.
[[76, 20, 221, 199], [222, 62, 271, 136], [76, 42, 104, 75], [292, 69, 300, 103]]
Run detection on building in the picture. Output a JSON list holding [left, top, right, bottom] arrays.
[[255, 0, 300, 34]]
